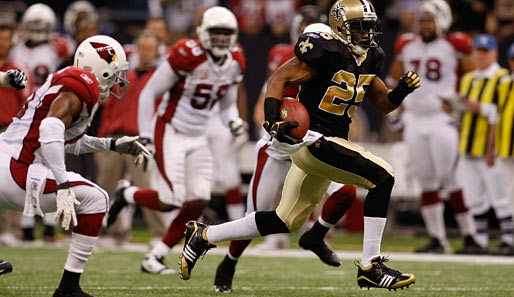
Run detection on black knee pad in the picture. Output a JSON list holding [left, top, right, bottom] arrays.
[[364, 175, 394, 218], [255, 211, 290, 236]]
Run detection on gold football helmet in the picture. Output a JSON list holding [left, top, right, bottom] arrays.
[[329, 0, 381, 56]]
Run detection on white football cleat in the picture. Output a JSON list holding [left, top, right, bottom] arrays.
[[141, 253, 178, 275]]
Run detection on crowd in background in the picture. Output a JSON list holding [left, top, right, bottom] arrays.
[[1, 0, 513, 141]]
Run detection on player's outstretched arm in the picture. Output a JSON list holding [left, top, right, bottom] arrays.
[[366, 72, 420, 114]]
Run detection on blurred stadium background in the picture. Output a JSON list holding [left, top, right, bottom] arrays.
[[1, 0, 514, 296]]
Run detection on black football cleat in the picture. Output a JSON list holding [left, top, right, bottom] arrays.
[[214, 256, 237, 293], [357, 256, 415, 290], [0, 259, 12, 275], [106, 180, 130, 228], [415, 237, 447, 253], [298, 231, 341, 267], [53, 286, 93, 297], [455, 235, 488, 255], [492, 242, 514, 256], [179, 221, 216, 280]]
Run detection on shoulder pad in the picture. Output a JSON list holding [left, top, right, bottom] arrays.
[[167, 39, 207, 74], [445, 33, 472, 55], [395, 33, 417, 55], [267, 44, 294, 74], [49, 33, 72, 59], [294, 33, 328, 64], [230, 45, 246, 74], [54, 67, 99, 112]]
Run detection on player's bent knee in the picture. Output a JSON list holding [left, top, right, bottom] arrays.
[[76, 185, 110, 214]]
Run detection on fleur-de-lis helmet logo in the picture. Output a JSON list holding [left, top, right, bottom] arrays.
[[331, 2, 345, 22]]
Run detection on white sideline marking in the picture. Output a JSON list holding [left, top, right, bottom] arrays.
[[11, 242, 514, 265], [100, 243, 514, 264]]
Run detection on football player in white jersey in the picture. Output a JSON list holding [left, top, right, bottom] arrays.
[[12, 3, 64, 242], [0, 68, 28, 278], [0, 35, 149, 296], [12, 4, 61, 88], [106, 6, 247, 275], [387, 0, 481, 253]]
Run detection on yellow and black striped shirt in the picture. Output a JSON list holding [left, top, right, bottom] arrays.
[[459, 65, 511, 157], [499, 77, 514, 158]]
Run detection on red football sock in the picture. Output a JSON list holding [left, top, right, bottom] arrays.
[[73, 213, 105, 237], [321, 185, 356, 225], [421, 190, 441, 206], [228, 240, 252, 259], [134, 189, 160, 210], [225, 187, 244, 205], [161, 205, 203, 248], [449, 190, 469, 214]]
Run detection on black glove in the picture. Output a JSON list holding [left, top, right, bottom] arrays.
[[7, 69, 28, 90], [263, 120, 302, 145], [400, 71, 421, 90]]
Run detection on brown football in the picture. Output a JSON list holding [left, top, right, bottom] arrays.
[[279, 98, 310, 139]]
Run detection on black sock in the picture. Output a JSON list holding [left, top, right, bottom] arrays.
[[59, 270, 81, 291], [223, 255, 237, 266], [255, 211, 289, 236], [305, 221, 329, 240], [43, 225, 55, 238], [22, 228, 34, 241]]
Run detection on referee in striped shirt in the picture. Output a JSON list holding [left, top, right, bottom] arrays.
[[499, 43, 514, 229], [457, 34, 514, 255]]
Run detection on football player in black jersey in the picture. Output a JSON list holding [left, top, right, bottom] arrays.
[[180, 0, 420, 290]]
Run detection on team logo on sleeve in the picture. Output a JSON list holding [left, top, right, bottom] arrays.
[[299, 38, 313, 54], [90, 42, 117, 64]]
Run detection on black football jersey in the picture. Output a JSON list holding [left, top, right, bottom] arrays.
[[294, 32, 385, 139]]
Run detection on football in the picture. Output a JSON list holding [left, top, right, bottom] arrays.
[[279, 98, 310, 139]]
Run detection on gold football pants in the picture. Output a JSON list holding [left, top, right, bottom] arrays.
[[276, 137, 395, 231]]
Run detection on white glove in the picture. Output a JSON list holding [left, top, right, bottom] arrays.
[[111, 136, 152, 167], [439, 94, 467, 112], [138, 137, 155, 171], [229, 118, 247, 136], [54, 186, 80, 231], [6, 69, 28, 90]]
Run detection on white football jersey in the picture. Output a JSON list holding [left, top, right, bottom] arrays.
[[0, 67, 99, 166], [396, 33, 473, 124], [155, 39, 245, 136], [12, 42, 60, 88]]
